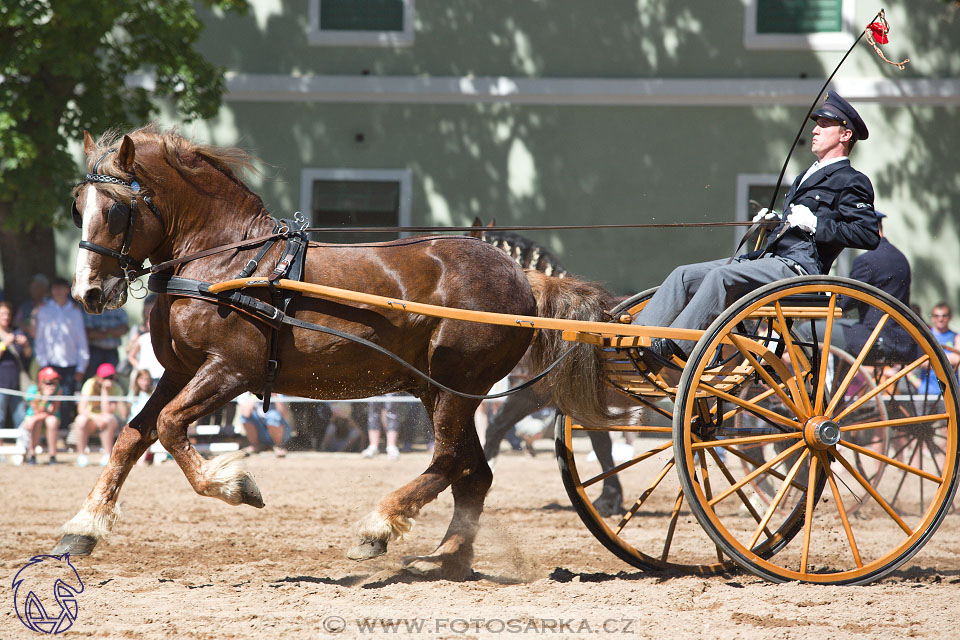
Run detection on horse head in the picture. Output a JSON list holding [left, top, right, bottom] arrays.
[[72, 131, 165, 313]]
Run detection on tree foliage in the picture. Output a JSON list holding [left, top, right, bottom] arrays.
[[0, 0, 248, 230]]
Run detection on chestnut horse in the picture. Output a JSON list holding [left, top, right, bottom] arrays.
[[57, 126, 612, 579]]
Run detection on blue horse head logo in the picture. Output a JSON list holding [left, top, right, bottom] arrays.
[[12, 553, 84, 635]]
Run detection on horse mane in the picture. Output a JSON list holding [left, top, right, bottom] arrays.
[[469, 217, 567, 278], [76, 124, 265, 211]]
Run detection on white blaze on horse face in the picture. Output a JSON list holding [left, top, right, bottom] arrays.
[[73, 184, 123, 306], [72, 184, 100, 301]]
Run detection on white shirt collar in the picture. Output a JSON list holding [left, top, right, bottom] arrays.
[[800, 155, 847, 186]]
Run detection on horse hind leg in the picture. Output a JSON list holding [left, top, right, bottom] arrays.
[[53, 378, 179, 556]]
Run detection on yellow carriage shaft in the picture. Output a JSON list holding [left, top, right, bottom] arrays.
[[207, 277, 838, 349]]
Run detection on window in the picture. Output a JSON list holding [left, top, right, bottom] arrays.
[[308, 0, 414, 47], [300, 169, 412, 244], [744, 0, 856, 50]]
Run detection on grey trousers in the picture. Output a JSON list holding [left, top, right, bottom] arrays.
[[632, 256, 801, 354]]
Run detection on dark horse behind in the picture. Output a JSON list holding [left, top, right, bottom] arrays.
[[60, 126, 615, 579]]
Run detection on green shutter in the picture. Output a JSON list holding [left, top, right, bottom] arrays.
[[320, 0, 405, 32], [757, 0, 842, 34]]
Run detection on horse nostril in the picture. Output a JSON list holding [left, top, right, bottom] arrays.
[[83, 288, 104, 310]]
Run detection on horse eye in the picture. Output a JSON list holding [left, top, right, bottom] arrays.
[[71, 201, 82, 229]]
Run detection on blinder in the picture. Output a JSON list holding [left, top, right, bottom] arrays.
[[71, 199, 130, 237]]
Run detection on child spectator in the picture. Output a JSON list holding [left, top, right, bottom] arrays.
[[19, 367, 62, 464], [128, 368, 155, 421], [74, 362, 126, 467], [362, 397, 401, 460]]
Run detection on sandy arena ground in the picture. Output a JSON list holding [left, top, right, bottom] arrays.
[[3, 443, 960, 639]]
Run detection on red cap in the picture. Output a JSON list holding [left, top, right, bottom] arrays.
[[38, 366, 61, 383], [96, 362, 116, 378]]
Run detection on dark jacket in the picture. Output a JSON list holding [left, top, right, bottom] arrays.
[[842, 236, 915, 359], [762, 159, 881, 275]]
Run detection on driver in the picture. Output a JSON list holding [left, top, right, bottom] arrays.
[[632, 92, 881, 373]]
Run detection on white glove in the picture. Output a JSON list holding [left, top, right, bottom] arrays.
[[787, 204, 817, 234], [752, 208, 780, 224]]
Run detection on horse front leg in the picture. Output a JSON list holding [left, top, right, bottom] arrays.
[[52, 375, 183, 556], [154, 366, 263, 509]]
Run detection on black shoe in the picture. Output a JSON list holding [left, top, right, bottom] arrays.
[[639, 338, 683, 374], [24, 455, 37, 465], [47, 456, 58, 465]]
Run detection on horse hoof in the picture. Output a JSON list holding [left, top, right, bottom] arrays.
[[239, 473, 265, 508], [592, 492, 624, 518], [52, 534, 98, 556], [347, 538, 387, 561]]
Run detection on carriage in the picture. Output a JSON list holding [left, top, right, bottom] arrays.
[[59, 128, 958, 588]]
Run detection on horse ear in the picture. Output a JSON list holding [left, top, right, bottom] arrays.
[[487, 219, 496, 227], [83, 131, 96, 157], [116, 135, 136, 173], [468, 217, 483, 238]]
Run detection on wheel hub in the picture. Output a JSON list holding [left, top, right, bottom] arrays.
[[803, 416, 841, 450]]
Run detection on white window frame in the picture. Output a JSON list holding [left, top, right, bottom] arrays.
[[307, 0, 415, 47], [300, 168, 413, 236], [743, 0, 857, 50]]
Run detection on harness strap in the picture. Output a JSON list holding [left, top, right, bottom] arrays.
[[147, 273, 573, 401]]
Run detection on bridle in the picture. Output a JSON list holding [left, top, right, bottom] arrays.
[[73, 149, 163, 283]]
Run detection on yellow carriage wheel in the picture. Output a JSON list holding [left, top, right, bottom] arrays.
[[555, 289, 807, 574], [673, 276, 960, 584], [733, 345, 889, 516]]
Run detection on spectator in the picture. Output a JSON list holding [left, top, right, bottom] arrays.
[[19, 367, 62, 464], [74, 362, 126, 467], [236, 392, 290, 457], [0, 301, 31, 428], [119, 293, 156, 380], [128, 368, 155, 422], [320, 403, 363, 452], [362, 397, 400, 460], [33, 276, 88, 429], [83, 305, 128, 381], [919, 303, 960, 395], [125, 297, 164, 385], [834, 213, 917, 360], [14, 273, 49, 339]]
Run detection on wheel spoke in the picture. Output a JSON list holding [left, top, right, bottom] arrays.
[[841, 412, 950, 434], [698, 452, 726, 562], [832, 449, 913, 535], [692, 431, 801, 450], [718, 443, 808, 490], [614, 458, 675, 535], [749, 450, 810, 548], [572, 424, 673, 433], [774, 302, 814, 416], [834, 355, 930, 421], [813, 294, 838, 415], [824, 316, 889, 417], [817, 451, 863, 568], [705, 447, 773, 538], [661, 488, 685, 562], [800, 453, 819, 573], [708, 441, 806, 507], [581, 441, 672, 489], [728, 334, 805, 418], [837, 438, 943, 482], [696, 380, 801, 431]]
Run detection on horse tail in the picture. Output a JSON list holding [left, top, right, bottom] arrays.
[[525, 270, 619, 425]]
